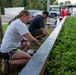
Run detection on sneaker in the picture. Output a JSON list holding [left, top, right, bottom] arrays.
[[27, 49, 37, 56], [1, 59, 10, 74]]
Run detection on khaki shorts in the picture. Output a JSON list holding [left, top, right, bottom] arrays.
[[30, 29, 43, 37]]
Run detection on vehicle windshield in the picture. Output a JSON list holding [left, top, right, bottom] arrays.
[[51, 9, 59, 11], [28, 10, 37, 14]]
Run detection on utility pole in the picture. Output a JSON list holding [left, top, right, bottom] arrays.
[[47, 0, 50, 25], [47, 0, 50, 12]]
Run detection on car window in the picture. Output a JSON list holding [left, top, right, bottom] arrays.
[[28, 10, 38, 14], [51, 9, 59, 12], [30, 11, 37, 14]]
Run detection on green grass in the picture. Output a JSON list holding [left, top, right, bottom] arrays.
[[2, 24, 8, 32], [2, 24, 53, 34]]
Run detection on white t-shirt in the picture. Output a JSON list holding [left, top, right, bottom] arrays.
[[1, 19, 29, 53]]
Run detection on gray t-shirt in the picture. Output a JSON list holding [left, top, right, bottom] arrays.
[[1, 19, 29, 53]]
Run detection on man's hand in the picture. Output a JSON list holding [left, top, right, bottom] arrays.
[[25, 41, 30, 50]]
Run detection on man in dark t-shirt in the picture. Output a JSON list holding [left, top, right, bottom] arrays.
[[28, 11, 49, 39]]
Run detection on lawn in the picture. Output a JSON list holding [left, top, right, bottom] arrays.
[[0, 24, 54, 75], [2, 24, 8, 32]]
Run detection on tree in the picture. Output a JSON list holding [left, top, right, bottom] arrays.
[[23, 0, 28, 6], [0, 0, 57, 10], [53, 0, 59, 5], [64, 1, 71, 5], [25, 0, 57, 10], [60, 2, 64, 5], [0, 0, 13, 14], [12, 0, 23, 7], [0, 14, 3, 41], [50, 0, 56, 5]]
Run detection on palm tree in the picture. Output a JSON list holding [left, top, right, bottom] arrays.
[[60, 2, 64, 5], [64, 1, 71, 5]]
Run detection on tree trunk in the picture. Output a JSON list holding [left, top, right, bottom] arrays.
[[0, 14, 4, 41]]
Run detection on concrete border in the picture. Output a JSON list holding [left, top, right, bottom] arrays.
[[18, 17, 66, 75]]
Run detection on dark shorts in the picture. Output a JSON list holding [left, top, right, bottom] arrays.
[[30, 29, 43, 37], [1, 49, 19, 60], [59, 18, 63, 21]]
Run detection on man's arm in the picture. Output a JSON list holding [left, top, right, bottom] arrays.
[[23, 33, 41, 47], [41, 28, 49, 36]]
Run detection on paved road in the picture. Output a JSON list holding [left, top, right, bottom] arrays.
[[1, 15, 15, 24], [1, 15, 56, 28]]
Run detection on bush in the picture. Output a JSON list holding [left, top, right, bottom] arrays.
[[46, 16, 76, 75]]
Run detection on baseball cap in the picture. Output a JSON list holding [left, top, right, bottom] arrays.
[[43, 10, 49, 17]]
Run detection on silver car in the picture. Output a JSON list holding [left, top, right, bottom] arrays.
[[49, 9, 60, 18], [28, 10, 42, 21]]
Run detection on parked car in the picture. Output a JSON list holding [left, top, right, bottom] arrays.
[[49, 9, 60, 18], [28, 10, 42, 22]]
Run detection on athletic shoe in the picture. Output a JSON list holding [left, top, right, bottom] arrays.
[[27, 49, 37, 56], [1, 59, 10, 74]]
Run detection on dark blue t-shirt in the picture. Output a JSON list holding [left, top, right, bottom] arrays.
[[28, 15, 45, 32]]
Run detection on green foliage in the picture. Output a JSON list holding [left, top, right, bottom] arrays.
[[60, 1, 71, 5], [50, 0, 56, 5], [46, 16, 76, 75], [0, 0, 57, 11], [2, 25, 8, 32]]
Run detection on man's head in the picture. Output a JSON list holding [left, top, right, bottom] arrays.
[[62, 6, 66, 9], [42, 11, 49, 19]]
